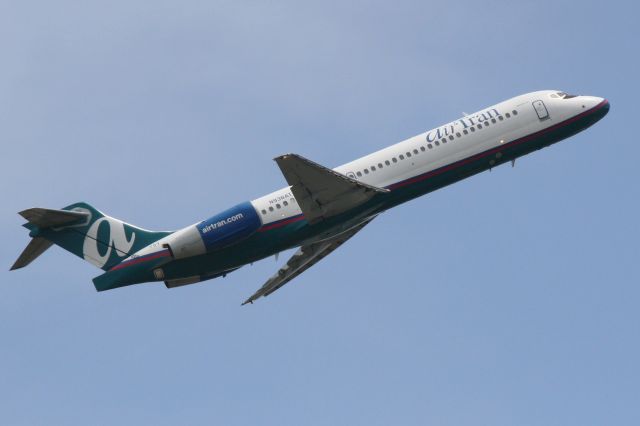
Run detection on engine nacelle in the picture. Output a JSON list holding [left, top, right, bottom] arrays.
[[196, 202, 262, 251], [164, 225, 206, 259], [165, 202, 262, 260]]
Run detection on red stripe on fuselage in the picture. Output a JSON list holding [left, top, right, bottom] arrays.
[[109, 249, 171, 271], [258, 214, 305, 232]]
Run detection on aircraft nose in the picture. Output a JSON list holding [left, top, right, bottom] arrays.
[[586, 96, 608, 109], [580, 96, 609, 117], [593, 97, 610, 117], [580, 96, 610, 126]]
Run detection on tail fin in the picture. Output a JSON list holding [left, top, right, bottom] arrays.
[[11, 202, 171, 271]]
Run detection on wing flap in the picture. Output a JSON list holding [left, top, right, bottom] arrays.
[[275, 154, 388, 224], [242, 216, 375, 305]]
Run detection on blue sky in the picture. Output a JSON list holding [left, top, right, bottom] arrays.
[[1, 1, 638, 425]]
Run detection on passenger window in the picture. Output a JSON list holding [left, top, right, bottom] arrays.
[[448, 135, 454, 140], [371, 166, 376, 171], [378, 163, 383, 168], [478, 123, 483, 129], [435, 141, 440, 146], [269, 206, 274, 212], [276, 203, 281, 209], [456, 132, 461, 137], [505, 113, 511, 118], [385, 160, 390, 165], [428, 144, 433, 149], [406, 152, 412, 157], [413, 149, 418, 154], [399, 155, 405, 160], [512, 110, 518, 115], [491, 118, 497, 123], [392, 157, 397, 163], [470, 127, 475, 132], [463, 129, 468, 135], [357, 171, 362, 177], [420, 146, 425, 152], [364, 169, 369, 174], [498, 115, 504, 121], [261, 209, 267, 215], [283, 201, 288, 206]]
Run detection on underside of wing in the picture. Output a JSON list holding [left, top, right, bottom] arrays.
[[275, 154, 388, 224], [242, 216, 376, 305]]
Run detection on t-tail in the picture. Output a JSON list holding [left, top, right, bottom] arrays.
[[11, 202, 172, 273]]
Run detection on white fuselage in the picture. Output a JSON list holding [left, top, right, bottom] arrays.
[[127, 90, 607, 265], [251, 90, 605, 226]]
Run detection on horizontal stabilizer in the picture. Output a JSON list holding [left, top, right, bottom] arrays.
[[10, 237, 53, 270], [275, 154, 388, 224], [19, 208, 89, 228]]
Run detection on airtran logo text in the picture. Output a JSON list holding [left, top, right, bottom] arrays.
[[201, 213, 244, 234], [83, 217, 136, 268], [426, 108, 500, 143]]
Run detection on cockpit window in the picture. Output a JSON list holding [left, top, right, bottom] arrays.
[[553, 91, 578, 99]]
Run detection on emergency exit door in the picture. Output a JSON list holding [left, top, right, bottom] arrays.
[[532, 100, 549, 120]]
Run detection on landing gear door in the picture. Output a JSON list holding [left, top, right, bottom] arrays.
[[532, 100, 549, 120]]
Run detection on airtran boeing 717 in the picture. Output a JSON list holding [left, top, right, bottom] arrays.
[[11, 90, 610, 304]]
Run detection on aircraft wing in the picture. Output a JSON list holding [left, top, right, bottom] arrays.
[[242, 216, 375, 305], [275, 154, 388, 224]]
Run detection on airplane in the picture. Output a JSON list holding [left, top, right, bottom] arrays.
[[11, 90, 610, 304]]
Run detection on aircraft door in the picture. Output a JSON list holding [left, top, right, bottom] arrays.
[[532, 100, 549, 120]]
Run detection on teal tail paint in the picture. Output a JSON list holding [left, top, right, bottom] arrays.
[[20, 202, 172, 271]]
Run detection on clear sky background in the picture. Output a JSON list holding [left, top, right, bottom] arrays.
[[1, 1, 638, 425]]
